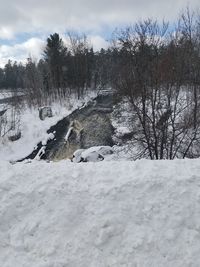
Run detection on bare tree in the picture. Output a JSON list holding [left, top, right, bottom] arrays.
[[113, 18, 200, 159]]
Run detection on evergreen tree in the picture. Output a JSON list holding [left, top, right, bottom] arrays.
[[44, 33, 67, 90]]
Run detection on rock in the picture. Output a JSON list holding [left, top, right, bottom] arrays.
[[82, 151, 104, 162], [39, 106, 53, 120], [72, 149, 85, 163], [90, 107, 113, 113], [97, 88, 116, 96], [96, 146, 114, 155], [0, 109, 7, 117], [80, 113, 114, 148], [65, 120, 83, 143], [20, 96, 115, 162], [8, 131, 21, 142], [72, 146, 113, 163]]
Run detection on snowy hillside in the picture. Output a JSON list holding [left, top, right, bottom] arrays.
[[1, 159, 200, 267], [0, 93, 96, 161]]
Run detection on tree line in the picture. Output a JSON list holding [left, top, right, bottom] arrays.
[[0, 32, 113, 105]]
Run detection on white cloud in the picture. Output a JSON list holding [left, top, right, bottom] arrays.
[[60, 33, 109, 51], [0, 34, 110, 67], [89, 35, 109, 51], [0, 27, 14, 39], [0, 38, 45, 67], [0, 0, 199, 65], [0, 0, 199, 40]]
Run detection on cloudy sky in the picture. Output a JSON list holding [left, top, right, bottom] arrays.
[[0, 0, 199, 66]]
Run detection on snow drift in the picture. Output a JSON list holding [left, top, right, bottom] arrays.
[[0, 159, 200, 267]]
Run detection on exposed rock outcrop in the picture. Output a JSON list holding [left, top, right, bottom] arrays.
[[19, 92, 116, 162]]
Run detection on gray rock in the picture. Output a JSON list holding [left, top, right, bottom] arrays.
[[21, 95, 115, 162], [39, 106, 53, 120], [0, 109, 7, 117], [8, 131, 21, 142]]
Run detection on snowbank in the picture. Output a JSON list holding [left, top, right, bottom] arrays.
[[0, 159, 200, 267]]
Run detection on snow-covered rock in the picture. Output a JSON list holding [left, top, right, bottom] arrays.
[[72, 149, 85, 162], [72, 146, 113, 162], [39, 106, 53, 120], [83, 151, 104, 162], [41, 132, 55, 146], [8, 131, 21, 142]]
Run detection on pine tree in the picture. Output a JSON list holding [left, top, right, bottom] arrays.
[[44, 33, 67, 91]]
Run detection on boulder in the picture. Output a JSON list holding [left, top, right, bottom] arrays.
[[8, 131, 21, 142], [82, 151, 104, 162], [72, 149, 85, 163], [72, 146, 113, 163], [39, 106, 53, 120]]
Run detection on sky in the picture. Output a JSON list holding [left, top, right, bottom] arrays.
[[0, 0, 199, 66]]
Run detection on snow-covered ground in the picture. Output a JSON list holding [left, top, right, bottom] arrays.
[[0, 90, 24, 100], [0, 91, 14, 100], [111, 98, 143, 160], [0, 159, 200, 267]]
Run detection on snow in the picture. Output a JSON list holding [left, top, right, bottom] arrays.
[[1, 159, 200, 267], [0, 90, 24, 100], [41, 132, 55, 146], [72, 146, 113, 162], [81, 146, 113, 156], [115, 126, 131, 137], [0, 105, 71, 161], [0, 91, 14, 100], [110, 98, 141, 160], [81, 146, 113, 159], [81, 151, 104, 162], [110, 90, 198, 160], [72, 149, 85, 163], [64, 127, 73, 142], [1, 89, 200, 266], [0, 92, 97, 162], [34, 146, 46, 160]]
